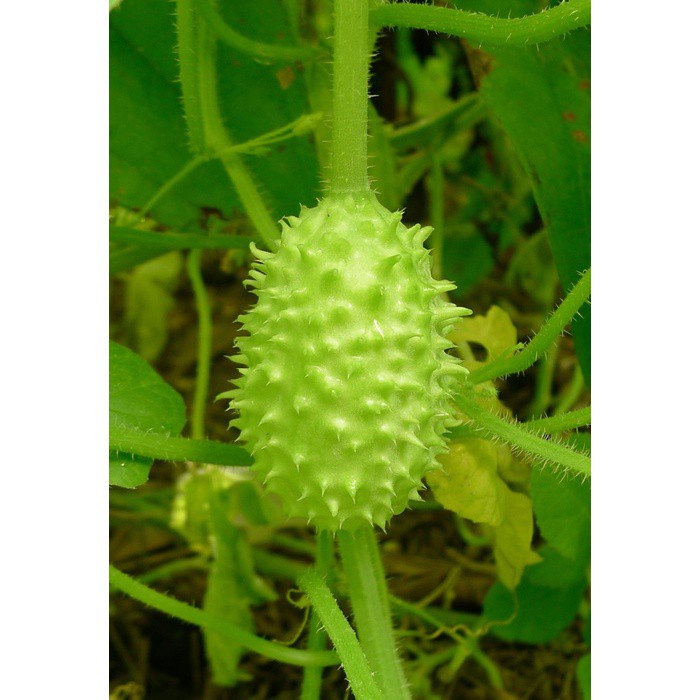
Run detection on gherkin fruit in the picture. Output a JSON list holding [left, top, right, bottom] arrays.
[[226, 193, 471, 531]]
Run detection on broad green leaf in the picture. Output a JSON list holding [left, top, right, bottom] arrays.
[[109, 341, 186, 487], [110, 4, 236, 227], [430, 439, 505, 525], [110, 0, 320, 229], [531, 466, 591, 566], [490, 483, 541, 590], [483, 547, 587, 643], [470, 28, 591, 383], [577, 653, 591, 700]]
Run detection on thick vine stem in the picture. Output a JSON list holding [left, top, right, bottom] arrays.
[[371, 0, 591, 47], [298, 569, 384, 700], [329, 0, 372, 193], [175, 0, 279, 247], [301, 532, 335, 700], [109, 565, 339, 667], [337, 526, 412, 699]]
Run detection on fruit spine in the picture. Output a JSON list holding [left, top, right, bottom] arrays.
[[227, 193, 470, 531]]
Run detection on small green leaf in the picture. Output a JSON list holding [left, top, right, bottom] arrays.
[[109, 341, 186, 487]]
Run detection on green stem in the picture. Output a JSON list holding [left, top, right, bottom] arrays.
[[186, 249, 212, 441], [371, 0, 591, 47], [337, 526, 411, 699], [109, 226, 255, 251], [176, 0, 279, 247], [298, 569, 384, 700], [270, 532, 317, 557], [390, 93, 486, 151], [139, 114, 321, 220], [389, 595, 503, 689], [468, 268, 591, 385], [109, 426, 252, 466], [554, 365, 585, 415], [196, 0, 321, 62], [109, 565, 339, 667], [524, 406, 591, 434], [140, 156, 207, 219], [526, 338, 559, 418], [252, 549, 309, 581], [301, 532, 335, 700], [428, 156, 444, 279], [456, 395, 590, 478], [329, 0, 372, 193]]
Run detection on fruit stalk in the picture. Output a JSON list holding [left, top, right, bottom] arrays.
[[329, 0, 371, 193]]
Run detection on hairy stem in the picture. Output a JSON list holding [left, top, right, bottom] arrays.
[[337, 525, 411, 699], [456, 395, 591, 478], [554, 365, 585, 414], [186, 249, 212, 441], [371, 0, 591, 47], [468, 268, 591, 385], [524, 406, 591, 434], [109, 565, 338, 667], [390, 93, 486, 150], [175, 0, 279, 246], [196, 0, 321, 62], [428, 157, 444, 279], [298, 569, 384, 700], [139, 113, 321, 219], [301, 531, 335, 700], [109, 426, 252, 466], [329, 0, 372, 193]]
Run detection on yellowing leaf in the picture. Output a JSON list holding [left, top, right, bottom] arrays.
[[429, 439, 505, 526], [451, 305, 518, 368], [490, 483, 541, 590]]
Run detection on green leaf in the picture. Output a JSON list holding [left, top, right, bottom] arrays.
[[483, 547, 587, 644], [471, 27, 591, 383], [110, 0, 320, 228], [531, 466, 591, 566], [109, 341, 186, 487], [577, 653, 591, 700]]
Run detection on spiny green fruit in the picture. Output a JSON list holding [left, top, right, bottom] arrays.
[[226, 193, 471, 531]]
